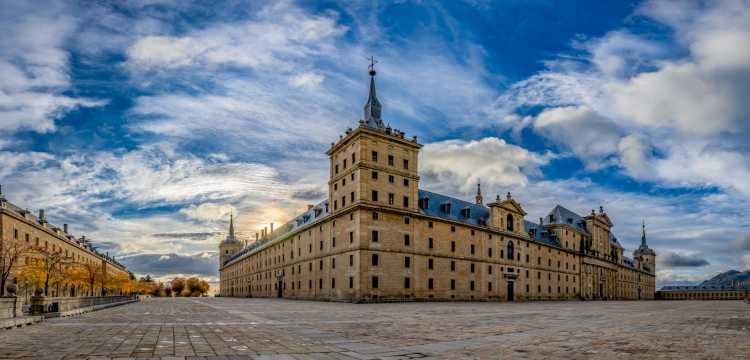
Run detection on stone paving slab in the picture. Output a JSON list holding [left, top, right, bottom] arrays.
[[0, 298, 748, 359]]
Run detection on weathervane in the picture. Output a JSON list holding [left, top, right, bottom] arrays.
[[367, 56, 378, 76]]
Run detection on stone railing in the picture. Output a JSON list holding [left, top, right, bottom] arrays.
[[0, 297, 23, 319], [30, 295, 137, 318]]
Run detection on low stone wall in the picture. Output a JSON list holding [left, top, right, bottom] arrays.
[[30, 295, 137, 318], [0, 297, 23, 319]]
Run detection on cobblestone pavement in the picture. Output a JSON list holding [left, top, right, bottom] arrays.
[[0, 298, 748, 359]]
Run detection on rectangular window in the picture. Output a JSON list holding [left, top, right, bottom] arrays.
[[349, 276, 354, 288], [319, 278, 323, 289], [470, 244, 475, 254], [349, 231, 354, 243], [470, 281, 475, 291], [352, 153, 356, 163], [373, 211, 379, 220], [388, 155, 394, 166], [451, 279, 456, 290], [488, 282, 492, 292], [404, 216, 410, 224], [403, 159, 409, 169], [451, 241, 456, 252], [351, 191, 355, 202], [489, 248, 493, 257], [372, 171, 378, 179], [428, 278, 434, 290], [428, 258, 434, 270], [388, 193, 394, 205], [332, 258, 336, 269], [404, 277, 411, 289], [372, 276, 379, 289], [343, 159, 347, 169], [450, 261, 455, 271], [372, 151, 378, 161], [349, 254, 354, 266], [404, 234, 410, 246], [470, 263, 475, 273], [405, 256, 411, 268], [14, 229, 18, 239], [403, 178, 409, 187], [319, 260, 323, 270], [332, 278, 336, 289], [488, 265, 493, 275], [342, 195, 346, 207], [335, 164, 339, 174], [332, 237, 336, 248], [372, 230, 379, 242], [403, 196, 409, 207], [428, 238, 434, 249], [372, 253, 379, 266], [372, 190, 379, 202], [388, 175, 394, 183], [428, 221, 433, 228]]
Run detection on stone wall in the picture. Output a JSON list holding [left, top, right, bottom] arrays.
[[0, 297, 23, 319], [31, 295, 136, 317]]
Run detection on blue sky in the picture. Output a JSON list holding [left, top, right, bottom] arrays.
[[1, 0, 749, 285]]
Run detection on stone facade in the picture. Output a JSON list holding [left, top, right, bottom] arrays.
[[219, 69, 656, 302], [656, 286, 749, 300], [0, 187, 130, 298]]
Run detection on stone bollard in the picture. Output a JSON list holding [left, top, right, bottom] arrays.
[[30, 296, 46, 316]]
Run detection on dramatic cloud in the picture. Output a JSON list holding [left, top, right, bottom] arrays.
[[119, 252, 218, 278], [421, 137, 551, 192], [659, 252, 710, 268]]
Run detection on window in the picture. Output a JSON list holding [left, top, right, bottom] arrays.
[[343, 159, 347, 169], [428, 278, 434, 290], [320, 241, 323, 250], [13, 229, 18, 239], [388, 193, 394, 205], [388, 155, 394, 166], [372, 230, 379, 242], [403, 196, 409, 207], [332, 278, 336, 289], [451, 261, 455, 271], [488, 282, 492, 292], [451, 225, 456, 232], [372, 254, 379, 266], [319, 279, 323, 289], [403, 159, 409, 169], [319, 260, 323, 270], [388, 175, 394, 183], [349, 231, 354, 243], [350, 276, 354, 288], [470, 244, 475, 254], [372, 171, 378, 179], [332, 237, 336, 248], [428, 221, 433, 228], [404, 234, 410, 246], [403, 178, 409, 187], [335, 164, 339, 174], [470, 263, 475, 273], [373, 211, 379, 220], [428, 237, 434, 249], [451, 279, 456, 290], [404, 277, 411, 289], [404, 257, 411, 268], [404, 217, 410, 224], [349, 254, 354, 266], [488, 265, 493, 275], [341, 195, 346, 207], [428, 258, 434, 270], [351, 191, 355, 202], [507, 241, 514, 260], [506, 214, 514, 231], [352, 153, 356, 163], [470, 281, 475, 291], [372, 276, 379, 288], [334, 200, 338, 210], [372, 190, 379, 202], [451, 241, 456, 252], [332, 258, 336, 268], [372, 151, 378, 161]]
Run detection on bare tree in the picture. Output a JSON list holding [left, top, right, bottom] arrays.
[[0, 238, 30, 296]]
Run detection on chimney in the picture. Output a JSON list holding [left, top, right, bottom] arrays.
[[539, 217, 543, 225], [599, 206, 604, 214], [264, 227, 268, 238], [64, 224, 69, 233], [39, 209, 46, 223], [255, 232, 259, 242], [270, 223, 274, 234]]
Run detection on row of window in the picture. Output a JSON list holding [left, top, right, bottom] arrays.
[[334, 150, 410, 175]]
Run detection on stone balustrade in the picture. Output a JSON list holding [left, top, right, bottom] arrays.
[[30, 295, 137, 318], [0, 297, 23, 319]]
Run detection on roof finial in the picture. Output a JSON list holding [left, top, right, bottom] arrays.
[[363, 56, 384, 129], [228, 212, 235, 240], [641, 219, 646, 246], [475, 180, 483, 205]]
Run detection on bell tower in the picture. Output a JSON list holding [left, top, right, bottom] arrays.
[[219, 213, 242, 266], [326, 59, 422, 215], [633, 220, 656, 274]]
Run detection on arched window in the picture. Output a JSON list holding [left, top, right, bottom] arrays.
[[507, 241, 514, 260], [506, 214, 514, 231]]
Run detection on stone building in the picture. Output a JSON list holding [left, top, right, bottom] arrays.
[[219, 67, 656, 302], [0, 185, 130, 298], [656, 286, 748, 300]]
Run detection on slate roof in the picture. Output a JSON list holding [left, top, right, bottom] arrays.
[[417, 190, 489, 226], [660, 285, 745, 291], [524, 220, 561, 247], [547, 205, 588, 233]]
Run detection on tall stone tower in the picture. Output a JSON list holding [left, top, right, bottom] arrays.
[[219, 213, 242, 266], [633, 220, 656, 274], [326, 61, 422, 215]]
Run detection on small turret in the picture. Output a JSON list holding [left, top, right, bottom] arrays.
[[475, 181, 483, 205]]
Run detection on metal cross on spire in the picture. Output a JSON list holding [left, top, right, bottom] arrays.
[[367, 56, 378, 76]]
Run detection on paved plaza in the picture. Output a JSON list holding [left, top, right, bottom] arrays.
[[0, 298, 748, 359]]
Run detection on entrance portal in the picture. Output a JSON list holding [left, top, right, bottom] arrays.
[[277, 281, 283, 298], [507, 281, 514, 301]]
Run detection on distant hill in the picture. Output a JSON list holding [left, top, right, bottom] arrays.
[[700, 270, 750, 288]]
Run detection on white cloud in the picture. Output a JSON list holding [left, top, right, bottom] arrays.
[[288, 72, 324, 88], [420, 137, 551, 192], [180, 203, 237, 222], [534, 106, 622, 168], [0, 1, 106, 138]]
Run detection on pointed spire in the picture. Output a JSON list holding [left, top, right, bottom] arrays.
[[363, 56, 385, 129], [475, 180, 483, 205], [641, 219, 647, 246], [229, 212, 235, 240]]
